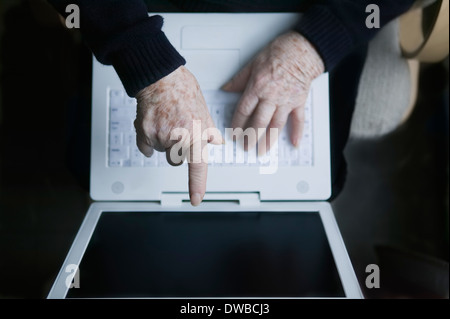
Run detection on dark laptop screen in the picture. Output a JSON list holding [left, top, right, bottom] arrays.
[[66, 211, 345, 298]]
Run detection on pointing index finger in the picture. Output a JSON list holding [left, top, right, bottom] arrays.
[[188, 137, 208, 206]]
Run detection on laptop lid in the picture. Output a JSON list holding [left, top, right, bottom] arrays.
[[48, 201, 363, 299], [90, 13, 331, 201]]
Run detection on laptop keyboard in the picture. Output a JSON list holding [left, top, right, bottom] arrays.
[[108, 89, 313, 167]]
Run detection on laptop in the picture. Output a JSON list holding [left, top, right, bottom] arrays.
[[48, 13, 363, 299]]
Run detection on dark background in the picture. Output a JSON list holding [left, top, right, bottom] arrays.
[[0, 0, 448, 298]]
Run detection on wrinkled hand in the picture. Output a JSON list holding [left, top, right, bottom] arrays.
[[135, 66, 222, 206], [222, 31, 324, 154]]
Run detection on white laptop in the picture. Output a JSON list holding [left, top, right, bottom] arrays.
[[48, 13, 363, 299]]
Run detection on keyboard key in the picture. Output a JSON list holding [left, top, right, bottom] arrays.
[[110, 146, 129, 161], [144, 154, 158, 167], [122, 159, 131, 167], [123, 132, 135, 145], [203, 90, 240, 105], [258, 153, 271, 166], [158, 152, 170, 166], [288, 146, 299, 165], [125, 97, 136, 108], [223, 104, 235, 128], [110, 107, 134, 121], [207, 143, 215, 164], [109, 133, 122, 146], [110, 119, 133, 132], [110, 89, 124, 108], [246, 145, 257, 166], [223, 136, 234, 164], [130, 146, 144, 167], [235, 143, 245, 165], [109, 160, 122, 167]]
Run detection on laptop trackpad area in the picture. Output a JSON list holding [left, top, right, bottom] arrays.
[[181, 50, 240, 90], [66, 212, 345, 298], [180, 23, 242, 90]]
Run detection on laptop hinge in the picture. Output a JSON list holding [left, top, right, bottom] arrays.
[[160, 192, 260, 207]]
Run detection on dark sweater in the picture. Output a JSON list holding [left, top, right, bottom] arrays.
[[48, 0, 415, 96]]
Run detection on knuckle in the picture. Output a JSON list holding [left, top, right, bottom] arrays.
[[253, 72, 269, 88], [261, 101, 277, 115], [137, 133, 152, 149], [271, 118, 286, 128], [236, 105, 252, 117], [141, 115, 154, 134], [134, 117, 146, 133], [253, 118, 269, 130], [156, 129, 170, 145]]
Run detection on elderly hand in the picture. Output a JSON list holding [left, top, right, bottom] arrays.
[[222, 31, 324, 154], [135, 66, 223, 206]]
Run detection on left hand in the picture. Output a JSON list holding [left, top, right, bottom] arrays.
[[222, 31, 324, 154]]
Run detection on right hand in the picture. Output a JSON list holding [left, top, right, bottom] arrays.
[[134, 66, 223, 206]]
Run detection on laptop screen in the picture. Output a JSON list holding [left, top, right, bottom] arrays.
[[66, 211, 344, 298]]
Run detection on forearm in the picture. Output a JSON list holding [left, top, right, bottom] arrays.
[[47, 0, 185, 96]]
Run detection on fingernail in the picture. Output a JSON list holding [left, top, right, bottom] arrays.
[[257, 145, 268, 156], [293, 138, 299, 148], [191, 193, 203, 206]]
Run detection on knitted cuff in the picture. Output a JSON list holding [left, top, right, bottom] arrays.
[[112, 30, 186, 97], [294, 5, 354, 71]]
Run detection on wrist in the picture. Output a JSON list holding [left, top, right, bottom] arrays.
[[284, 31, 325, 80], [136, 65, 187, 102]]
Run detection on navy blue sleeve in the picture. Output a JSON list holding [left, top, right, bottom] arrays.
[[47, 0, 417, 94], [295, 0, 416, 71], [48, 0, 186, 97]]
